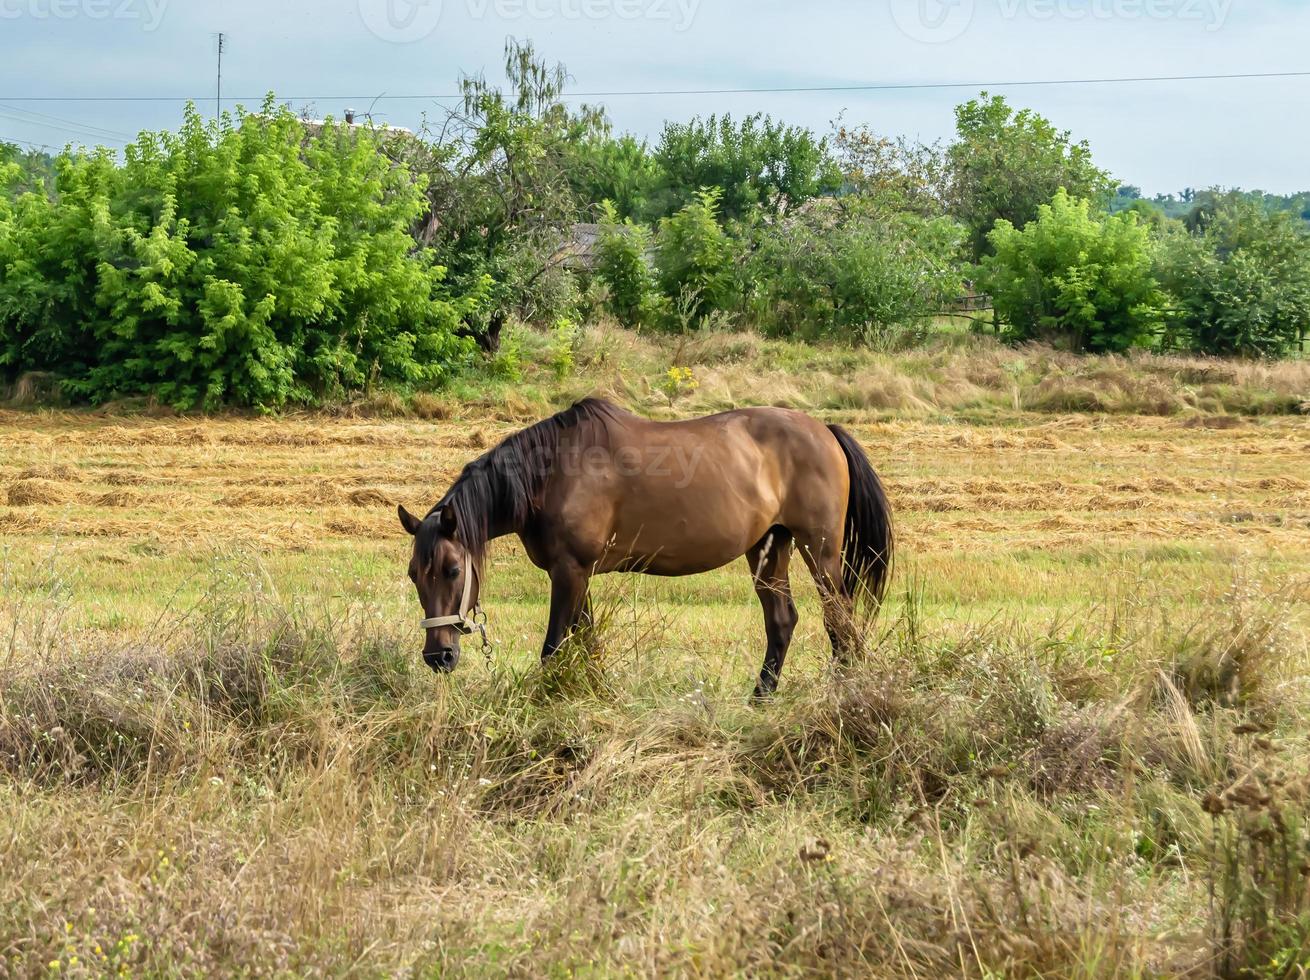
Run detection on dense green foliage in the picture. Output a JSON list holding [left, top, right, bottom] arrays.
[[980, 189, 1162, 353], [571, 114, 839, 225], [594, 202, 656, 328], [567, 134, 662, 225], [0, 105, 476, 409], [949, 95, 1114, 261], [1112, 184, 1310, 226], [0, 143, 55, 198], [1, 48, 1306, 412], [647, 114, 840, 222], [654, 189, 737, 322], [1157, 194, 1310, 358], [395, 40, 606, 351], [745, 201, 964, 340]]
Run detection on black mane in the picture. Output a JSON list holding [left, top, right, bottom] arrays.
[[420, 398, 620, 567]]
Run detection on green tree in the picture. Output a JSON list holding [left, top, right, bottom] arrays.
[[0, 143, 55, 199], [655, 188, 735, 323], [398, 39, 608, 351], [978, 188, 1162, 353], [831, 121, 949, 217], [650, 114, 839, 222], [949, 94, 1113, 261], [745, 199, 963, 340], [0, 102, 477, 410], [594, 201, 655, 327], [1157, 193, 1310, 357], [566, 133, 661, 222]]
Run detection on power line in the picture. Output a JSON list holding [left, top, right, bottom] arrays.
[[0, 69, 1308, 103], [561, 69, 1310, 98], [0, 135, 55, 152], [0, 110, 129, 145], [0, 104, 134, 141]]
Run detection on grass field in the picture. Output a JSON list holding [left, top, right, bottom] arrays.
[[2, 330, 1309, 977]]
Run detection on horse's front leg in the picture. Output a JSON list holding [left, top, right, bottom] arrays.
[[541, 561, 590, 663]]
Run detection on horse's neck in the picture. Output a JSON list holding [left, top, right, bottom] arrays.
[[484, 510, 520, 542], [446, 479, 520, 544]]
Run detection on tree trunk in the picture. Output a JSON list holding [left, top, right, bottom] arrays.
[[477, 311, 505, 355]]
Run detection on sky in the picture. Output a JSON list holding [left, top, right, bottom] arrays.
[[1, 0, 1307, 196]]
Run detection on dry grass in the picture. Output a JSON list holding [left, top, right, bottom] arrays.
[[418, 324, 1310, 423], [0, 565, 1305, 976], [1, 343, 1308, 976]]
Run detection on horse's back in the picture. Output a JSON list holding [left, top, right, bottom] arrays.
[[542, 405, 849, 576]]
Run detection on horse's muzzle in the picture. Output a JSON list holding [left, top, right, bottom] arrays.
[[424, 646, 460, 673]]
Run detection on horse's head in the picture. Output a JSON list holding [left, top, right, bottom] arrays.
[[399, 504, 481, 673]]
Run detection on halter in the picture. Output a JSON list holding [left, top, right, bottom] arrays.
[[419, 557, 491, 656]]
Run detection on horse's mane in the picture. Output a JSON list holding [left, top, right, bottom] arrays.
[[420, 397, 621, 568]]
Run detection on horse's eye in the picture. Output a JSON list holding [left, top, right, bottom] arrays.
[[446, 565, 461, 580]]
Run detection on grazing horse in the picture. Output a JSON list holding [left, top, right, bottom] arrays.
[[399, 398, 893, 697]]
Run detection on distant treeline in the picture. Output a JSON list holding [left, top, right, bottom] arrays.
[[1, 41, 1307, 410], [1110, 185, 1310, 226]]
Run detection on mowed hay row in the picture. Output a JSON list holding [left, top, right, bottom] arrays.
[[4, 414, 1310, 560]]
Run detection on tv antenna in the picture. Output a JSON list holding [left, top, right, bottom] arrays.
[[215, 32, 226, 117]]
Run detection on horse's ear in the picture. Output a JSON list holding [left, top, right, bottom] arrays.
[[398, 505, 422, 536], [437, 507, 457, 537]]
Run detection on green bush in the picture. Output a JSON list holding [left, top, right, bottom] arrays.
[[594, 201, 655, 328], [746, 201, 964, 340], [0, 102, 480, 410], [654, 188, 736, 324], [979, 189, 1163, 353], [1157, 194, 1310, 358]]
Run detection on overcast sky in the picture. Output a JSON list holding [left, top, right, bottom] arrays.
[[1, 0, 1306, 196]]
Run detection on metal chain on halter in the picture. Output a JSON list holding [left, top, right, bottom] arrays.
[[469, 556, 493, 664], [474, 606, 492, 664]]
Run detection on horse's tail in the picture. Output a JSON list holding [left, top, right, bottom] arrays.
[[827, 424, 894, 610]]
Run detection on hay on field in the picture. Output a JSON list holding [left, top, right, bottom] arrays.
[[348, 488, 393, 508], [325, 518, 380, 537], [1180, 415, 1246, 430], [101, 471, 147, 486], [95, 491, 147, 509], [0, 512, 40, 532], [217, 484, 345, 508], [4, 479, 72, 506], [410, 393, 453, 420], [17, 464, 81, 482]]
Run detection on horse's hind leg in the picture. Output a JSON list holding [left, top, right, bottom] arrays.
[[746, 528, 797, 699], [794, 532, 860, 667]]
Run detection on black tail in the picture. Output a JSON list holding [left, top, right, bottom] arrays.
[[828, 425, 894, 610]]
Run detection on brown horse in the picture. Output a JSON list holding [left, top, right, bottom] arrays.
[[399, 398, 893, 697]]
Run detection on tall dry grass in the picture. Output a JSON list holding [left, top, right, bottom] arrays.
[[2, 555, 1307, 977], [339, 325, 1310, 423]]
